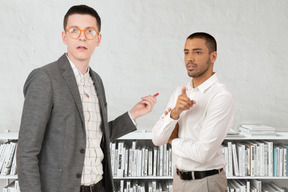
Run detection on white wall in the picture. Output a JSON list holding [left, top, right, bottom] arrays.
[[1, 0, 288, 133]]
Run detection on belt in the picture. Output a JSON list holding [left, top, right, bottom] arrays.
[[80, 180, 104, 192], [176, 168, 223, 180]]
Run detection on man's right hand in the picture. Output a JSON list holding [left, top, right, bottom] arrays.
[[170, 87, 196, 120]]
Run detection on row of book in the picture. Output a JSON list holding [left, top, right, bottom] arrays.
[[110, 142, 172, 178], [115, 180, 173, 192], [228, 180, 288, 192], [3, 180, 20, 192], [0, 142, 17, 176], [222, 140, 288, 177]]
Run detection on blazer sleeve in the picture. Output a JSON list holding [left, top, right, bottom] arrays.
[[108, 112, 137, 142], [17, 69, 53, 192]]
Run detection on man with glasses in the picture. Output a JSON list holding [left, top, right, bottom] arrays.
[[17, 5, 157, 192]]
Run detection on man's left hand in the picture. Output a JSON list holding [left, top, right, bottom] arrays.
[[130, 95, 157, 120]]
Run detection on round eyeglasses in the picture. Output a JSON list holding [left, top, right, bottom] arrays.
[[66, 27, 99, 40]]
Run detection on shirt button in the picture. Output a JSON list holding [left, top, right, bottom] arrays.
[[80, 148, 85, 154], [76, 173, 81, 178]]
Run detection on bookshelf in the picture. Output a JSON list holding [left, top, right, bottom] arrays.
[[225, 131, 288, 191], [113, 131, 288, 192], [111, 131, 173, 192], [0, 132, 19, 191]]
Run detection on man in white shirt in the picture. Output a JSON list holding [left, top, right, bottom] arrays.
[[152, 32, 234, 192]]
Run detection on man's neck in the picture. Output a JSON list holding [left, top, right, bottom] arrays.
[[67, 54, 90, 75], [192, 71, 214, 88]]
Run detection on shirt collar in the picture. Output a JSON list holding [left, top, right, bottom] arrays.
[[187, 73, 218, 93], [65, 54, 90, 83]]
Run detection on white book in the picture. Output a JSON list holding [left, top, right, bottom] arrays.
[[152, 180, 157, 192], [264, 141, 273, 177], [236, 143, 245, 177], [270, 182, 285, 192], [126, 181, 131, 192], [120, 180, 124, 192], [222, 145, 229, 176], [128, 148, 133, 177], [232, 143, 239, 176], [110, 143, 116, 177], [2, 142, 16, 175], [168, 148, 172, 176], [114, 149, 118, 177], [247, 142, 257, 176], [239, 128, 276, 136], [263, 183, 279, 192], [279, 147, 284, 177], [0, 144, 8, 172], [143, 148, 148, 176], [148, 149, 153, 176], [274, 147, 279, 177], [124, 148, 129, 177], [279, 144, 288, 176], [251, 179, 262, 192], [232, 180, 246, 192], [244, 143, 251, 176], [159, 145, 163, 176], [117, 142, 125, 177], [227, 142, 233, 177], [283, 146, 287, 177], [3, 181, 16, 192], [228, 183, 235, 192], [15, 180, 20, 192], [255, 141, 265, 176], [240, 124, 276, 131], [132, 149, 138, 177], [153, 147, 158, 176], [136, 149, 142, 176], [163, 144, 167, 176]]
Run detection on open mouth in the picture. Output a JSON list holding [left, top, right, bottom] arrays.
[[187, 64, 197, 70], [77, 46, 87, 50]]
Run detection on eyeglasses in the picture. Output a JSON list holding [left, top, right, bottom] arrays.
[[66, 27, 99, 40]]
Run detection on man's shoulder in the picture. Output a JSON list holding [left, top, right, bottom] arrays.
[[41, 54, 67, 71]]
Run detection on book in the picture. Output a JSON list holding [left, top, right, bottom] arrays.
[[227, 142, 233, 177], [117, 142, 125, 177], [240, 124, 276, 131], [232, 143, 239, 176], [1, 142, 16, 175]]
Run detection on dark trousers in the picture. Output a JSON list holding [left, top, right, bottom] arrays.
[[80, 180, 105, 192]]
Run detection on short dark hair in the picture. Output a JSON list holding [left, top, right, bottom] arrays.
[[63, 5, 101, 32], [187, 32, 217, 53]]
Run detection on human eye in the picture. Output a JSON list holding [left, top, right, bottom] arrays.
[[86, 29, 96, 34], [194, 51, 202, 55], [184, 51, 189, 55], [69, 28, 79, 33]]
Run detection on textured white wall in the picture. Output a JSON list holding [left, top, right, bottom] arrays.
[[1, 0, 288, 133]]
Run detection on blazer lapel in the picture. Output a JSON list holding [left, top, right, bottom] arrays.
[[58, 54, 85, 125], [89, 69, 107, 126]]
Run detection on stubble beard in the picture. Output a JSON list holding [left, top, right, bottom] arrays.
[[187, 59, 211, 78]]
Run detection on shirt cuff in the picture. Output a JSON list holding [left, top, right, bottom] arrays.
[[128, 111, 137, 126]]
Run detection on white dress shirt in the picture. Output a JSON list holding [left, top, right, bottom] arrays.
[[152, 74, 234, 171]]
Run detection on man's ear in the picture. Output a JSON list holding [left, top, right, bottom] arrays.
[[210, 51, 217, 63], [62, 31, 67, 45], [96, 33, 102, 47]]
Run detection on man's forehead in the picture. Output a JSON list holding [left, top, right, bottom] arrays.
[[185, 38, 208, 49], [67, 14, 98, 28]]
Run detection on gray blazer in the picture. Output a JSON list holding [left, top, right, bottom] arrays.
[[17, 54, 136, 192]]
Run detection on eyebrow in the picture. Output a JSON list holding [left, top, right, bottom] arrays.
[[67, 25, 96, 30], [184, 48, 203, 51]]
